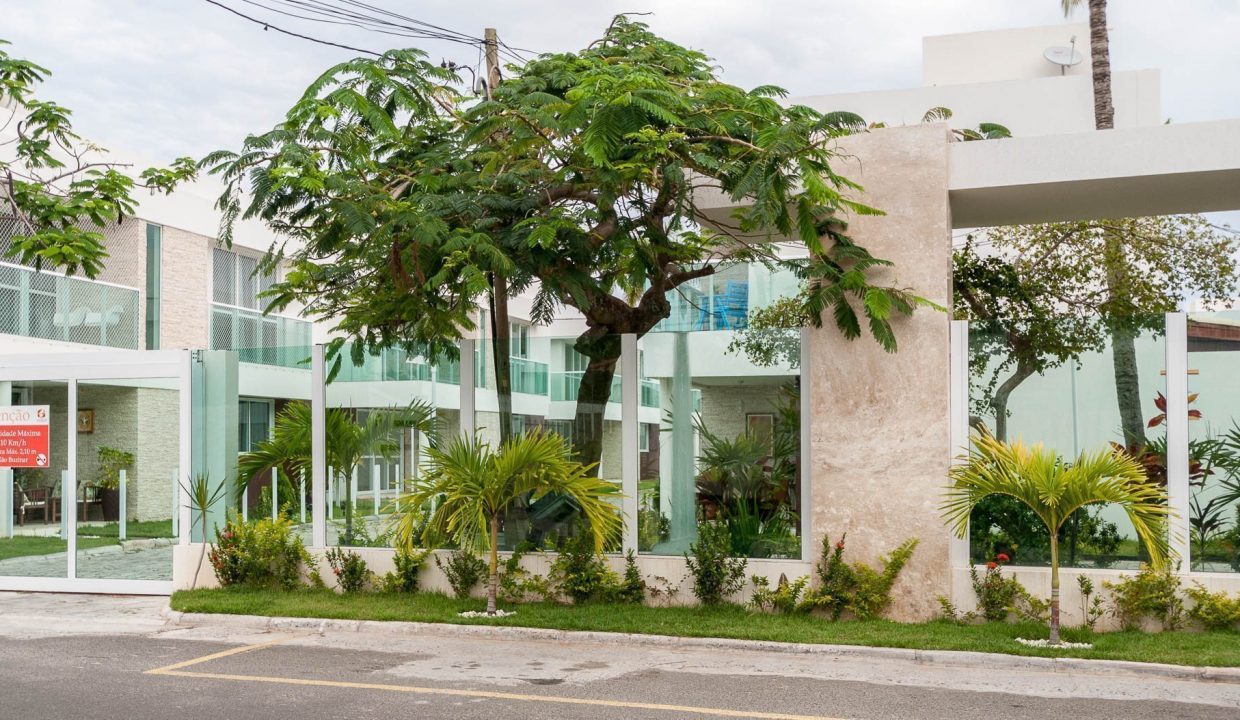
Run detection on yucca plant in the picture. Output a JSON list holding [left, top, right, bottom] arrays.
[[179, 473, 228, 590], [392, 429, 622, 615], [943, 432, 1171, 644]]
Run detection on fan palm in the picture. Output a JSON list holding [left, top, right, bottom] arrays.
[[943, 432, 1171, 644], [392, 429, 622, 615], [236, 400, 435, 544]]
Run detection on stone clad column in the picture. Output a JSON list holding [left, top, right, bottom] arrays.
[[809, 124, 954, 621]]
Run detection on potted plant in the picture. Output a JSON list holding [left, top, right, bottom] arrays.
[[95, 446, 135, 522]]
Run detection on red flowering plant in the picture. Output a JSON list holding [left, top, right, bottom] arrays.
[[970, 554, 1024, 622]]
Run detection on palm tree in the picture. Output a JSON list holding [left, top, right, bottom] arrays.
[[1062, 0, 1114, 130], [393, 429, 623, 615], [237, 401, 435, 544], [943, 432, 1171, 644]]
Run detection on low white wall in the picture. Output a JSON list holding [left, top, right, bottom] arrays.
[[173, 543, 813, 606], [951, 565, 1240, 631]]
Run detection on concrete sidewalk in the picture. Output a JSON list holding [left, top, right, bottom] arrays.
[[2, 591, 1239, 712]]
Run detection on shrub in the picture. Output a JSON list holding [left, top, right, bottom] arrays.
[[499, 541, 554, 603], [550, 530, 621, 604], [436, 550, 486, 599], [750, 573, 812, 614], [685, 520, 747, 605], [964, 554, 1047, 623], [1106, 565, 1184, 631], [209, 515, 310, 590], [1078, 575, 1105, 630], [1185, 584, 1240, 631], [617, 550, 646, 605], [806, 534, 919, 621], [381, 548, 428, 594], [325, 547, 371, 593]]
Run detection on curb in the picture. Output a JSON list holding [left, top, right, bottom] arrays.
[[160, 606, 1240, 684]]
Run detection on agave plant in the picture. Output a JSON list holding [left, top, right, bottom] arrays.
[[943, 432, 1171, 644], [392, 429, 622, 615]]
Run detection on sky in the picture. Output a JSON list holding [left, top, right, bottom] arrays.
[[4, 0, 1240, 164]]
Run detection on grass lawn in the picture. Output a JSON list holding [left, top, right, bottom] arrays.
[[81, 519, 174, 539], [0, 535, 115, 561], [171, 587, 1240, 668]]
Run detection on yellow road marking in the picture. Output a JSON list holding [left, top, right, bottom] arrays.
[[145, 633, 302, 674], [146, 636, 849, 720]]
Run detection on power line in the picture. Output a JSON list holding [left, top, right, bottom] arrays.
[[203, 0, 381, 55]]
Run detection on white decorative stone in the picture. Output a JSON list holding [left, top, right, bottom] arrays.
[[458, 609, 517, 618], [1014, 637, 1093, 649]]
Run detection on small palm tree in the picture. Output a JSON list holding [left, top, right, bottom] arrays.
[[237, 401, 435, 544], [393, 429, 622, 615], [943, 432, 1171, 644]]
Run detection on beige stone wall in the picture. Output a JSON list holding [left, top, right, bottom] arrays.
[[157, 225, 211, 350], [808, 124, 953, 621]]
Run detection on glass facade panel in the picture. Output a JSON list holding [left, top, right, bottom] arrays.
[[75, 376, 179, 581], [638, 329, 803, 559], [1186, 311, 1240, 572], [0, 381, 70, 579], [0, 262, 139, 349], [144, 224, 161, 350], [967, 315, 1167, 568]]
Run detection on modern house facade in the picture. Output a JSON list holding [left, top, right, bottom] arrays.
[[3, 24, 1240, 622]]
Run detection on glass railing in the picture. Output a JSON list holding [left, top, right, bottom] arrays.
[[549, 370, 658, 407], [641, 379, 660, 408], [332, 343, 461, 384], [0, 261, 140, 349], [509, 356, 549, 395], [656, 263, 801, 332], [209, 303, 312, 368]]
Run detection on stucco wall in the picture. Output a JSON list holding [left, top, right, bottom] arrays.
[[808, 124, 954, 621], [157, 225, 211, 350]]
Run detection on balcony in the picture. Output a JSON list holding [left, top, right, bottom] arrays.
[[656, 263, 802, 332], [508, 356, 549, 395], [0, 261, 139, 349], [551, 371, 661, 408], [209, 303, 313, 368], [331, 344, 461, 385]]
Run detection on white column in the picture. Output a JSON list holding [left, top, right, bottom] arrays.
[[177, 350, 191, 545], [66, 379, 77, 579], [118, 469, 127, 540], [621, 333, 639, 553], [350, 467, 358, 511], [299, 469, 306, 524], [459, 339, 476, 438], [1164, 312, 1191, 569], [799, 327, 814, 562], [948, 320, 971, 569], [372, 464, 381, 517], [311, 345, 327, 548], [171, 469, 179, 539], [271, 467, 279, 522]]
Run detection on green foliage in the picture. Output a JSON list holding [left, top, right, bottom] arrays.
[[750, 573, 813, 614], [806, 535, 919, 621], [684, 520, 747, 605], [94, 446, 135, 491], [435, 550, 486, 600], [325, 547, 372, 593], [1078, 575, 1105, 630], [637, 496, 670, 552], [617, 550, 646, 605], [0, 40, 194, 277], [381, 548, 429, 594], [727, 297, 807, 369], [549, 529, 621, 604], [1106, 565, 1184, 631], [499, 542, 554, 603], [1184, 584, 1240, 632], [966, 556, 1048, 624], [209, 515, 311, 591]]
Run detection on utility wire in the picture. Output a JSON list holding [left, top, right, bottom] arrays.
[[203, 0, 381, 55]]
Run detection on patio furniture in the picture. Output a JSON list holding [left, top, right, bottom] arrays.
[[14, 486, 51, 526], [49, 483, 105, 524]]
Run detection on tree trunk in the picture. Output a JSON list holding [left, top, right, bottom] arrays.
[[572, 333, 622, 473], [1102, 235, 1146, 448], [487, 514, 499, 615], [990, 361, 1035, 442], [1088, 0, 1115, 130], [1049, 533, 1061, 645], [489, 276, 513, 445]]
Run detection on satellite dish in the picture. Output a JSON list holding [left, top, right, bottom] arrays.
[[1044, 44, 1084, 73]]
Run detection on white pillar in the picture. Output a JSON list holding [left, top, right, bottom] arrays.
[[311, 345, 327, 547], [459, 338, 476, 438], [1164, 312, 1191, 569], [171, 469, 179, 538], [799, 327, 814, 562], [271, 467, 279, 522], [350, 466, 358, 511], [65, 379, 78, 578], [621, 333, 639, 553], [118, 468, 127, 540], [372, 463, 381, 517], [299, 469, 306, 525]]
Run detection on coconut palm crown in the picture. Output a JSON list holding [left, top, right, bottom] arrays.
[[393, 428, 623, 615], [943, 431, 1171, 643]]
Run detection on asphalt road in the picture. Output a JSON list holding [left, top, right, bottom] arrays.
[[1, 593, 1238, 720]]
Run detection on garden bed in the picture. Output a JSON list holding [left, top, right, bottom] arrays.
[[170, 587, 1240, 668]]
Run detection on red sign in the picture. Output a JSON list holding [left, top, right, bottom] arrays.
[[0, 405, 51, 469]]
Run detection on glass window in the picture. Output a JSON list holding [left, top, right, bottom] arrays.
[[1186, 311, 1240, 573], [509, 321, 530, 358], [144, 224, 161, 350]]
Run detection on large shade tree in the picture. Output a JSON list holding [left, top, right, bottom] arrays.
[[199, 17, 933, 471]]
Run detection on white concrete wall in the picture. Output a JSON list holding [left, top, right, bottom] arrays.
[[923, 24, 1092, 86]]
